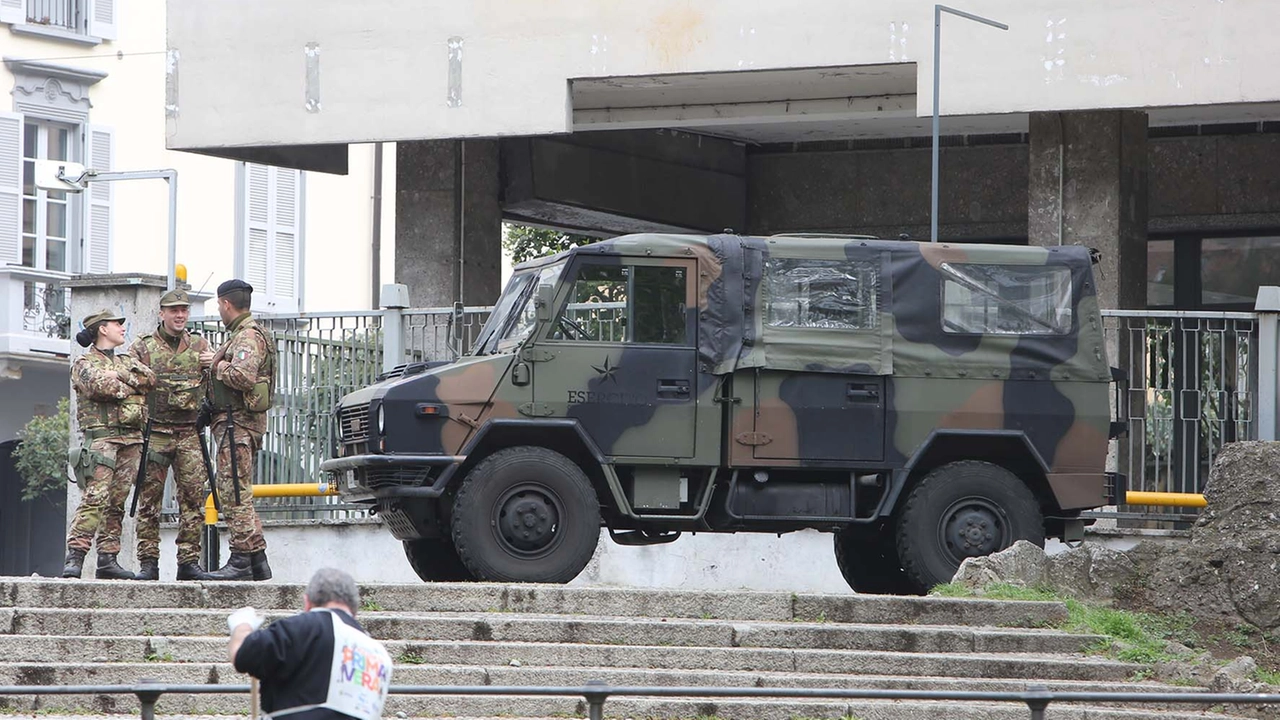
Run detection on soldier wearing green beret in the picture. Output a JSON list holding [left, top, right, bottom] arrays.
[[63, 310, 157, 579], [199, 279, 275, 581], [127, 288, 213, 581]]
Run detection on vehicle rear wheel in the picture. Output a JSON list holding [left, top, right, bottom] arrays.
[[896, 460, 1044, 594], [834, 522, 916, 595], [451, 446, 601, 583], [402, 537, 474, 582]]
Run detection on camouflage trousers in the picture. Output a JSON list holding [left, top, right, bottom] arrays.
[[136, 425, 209, 565], [211, 419, 266, 553], [67, 438, 142, 555]]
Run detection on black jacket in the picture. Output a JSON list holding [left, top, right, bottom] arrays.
[[234, 608, 370, 720]]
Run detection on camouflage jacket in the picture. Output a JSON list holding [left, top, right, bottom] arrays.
[[210, 312, 276, 434], [73, 346, 156, 434], [129, 326, 210, 427]]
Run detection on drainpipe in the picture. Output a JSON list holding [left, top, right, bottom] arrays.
[[371, 143, 383, 309]]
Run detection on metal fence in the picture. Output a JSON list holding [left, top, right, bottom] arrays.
[[188, 312, 385, 520], [2, 681, 1277, 720], [180, 306, 1266, 520], [1102, 310, 1260, 496]]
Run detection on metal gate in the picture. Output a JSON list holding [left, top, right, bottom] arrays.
[[1103, 310, 1259, 495]]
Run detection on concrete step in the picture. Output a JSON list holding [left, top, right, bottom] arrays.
[[0, 661, 1208, 694], [0, 608, 1103, 655], [0, 691, 1246, 720], [0, 636, 1141, 682], [0, 579, 1069, 628]]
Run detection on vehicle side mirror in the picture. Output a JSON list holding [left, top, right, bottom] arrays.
[[535, 285, 554, 322], [451, 302, 465, 342]]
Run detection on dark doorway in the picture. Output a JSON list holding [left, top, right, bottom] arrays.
[[0, 440, 67, 577]]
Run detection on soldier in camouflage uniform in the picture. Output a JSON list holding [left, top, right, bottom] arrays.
[[64, 310, 157, 579], [127, 289, 212, 581], [200, 279, 275, 581]]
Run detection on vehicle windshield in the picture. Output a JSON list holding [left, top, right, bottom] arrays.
[[470, 261, 565, 355]]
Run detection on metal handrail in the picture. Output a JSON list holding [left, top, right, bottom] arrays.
[[1, 681, 1277, 720]]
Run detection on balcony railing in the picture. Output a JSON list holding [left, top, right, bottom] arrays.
[[25, 0, 81, 32], [0, 265, 74, 361]]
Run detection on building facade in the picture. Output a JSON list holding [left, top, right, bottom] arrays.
[[0, 0, 396, 442], [163, 0, 1280, 313]]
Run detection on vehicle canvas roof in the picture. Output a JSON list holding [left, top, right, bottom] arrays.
[[518, 233, 1110, 381]]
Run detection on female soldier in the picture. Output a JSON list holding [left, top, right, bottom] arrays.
[[62, 310, 156, 579]]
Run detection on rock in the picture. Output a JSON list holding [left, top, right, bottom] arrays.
[[1210, 656, 1260, 694], [509, 659, 522, 667], [953, 540, 1049, 590], [1045, 543, 1136, 599]]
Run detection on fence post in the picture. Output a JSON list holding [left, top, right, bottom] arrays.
[[1023, 683, 1052, 720], [583, 680, 609, 720], [133, 678, 162, 720], [380, 284, 410, 374], [1257, 287, 1280, 441]]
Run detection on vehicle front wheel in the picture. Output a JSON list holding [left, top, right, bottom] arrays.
[[402, 537, 474, 582], [451, 446, 601, 583], [895, 460, 1044, 593]]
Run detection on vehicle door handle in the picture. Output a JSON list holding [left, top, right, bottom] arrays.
[[846, 385, 880, 402], [657, 379, 691, 399]]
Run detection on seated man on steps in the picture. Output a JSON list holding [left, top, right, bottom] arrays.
[[227, 567, 394, 720]]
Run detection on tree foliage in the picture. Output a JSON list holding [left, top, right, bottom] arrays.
[[502, 224, 597, 265], [13, 398, 70, 501]]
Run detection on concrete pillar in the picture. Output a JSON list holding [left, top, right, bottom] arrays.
[[1028, 110, 1149, 310], [59, 273, 169, 574], [395, 139, 503, 308]]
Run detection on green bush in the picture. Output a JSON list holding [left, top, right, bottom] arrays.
[[12, 398, 70, 501]]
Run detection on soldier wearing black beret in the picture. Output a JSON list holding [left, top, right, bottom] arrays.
[[198, 279, 277, 580]]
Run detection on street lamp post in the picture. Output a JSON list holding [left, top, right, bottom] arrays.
[[931, 4, 1007, 243]]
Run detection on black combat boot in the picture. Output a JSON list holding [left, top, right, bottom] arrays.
[[62, 550, 86, 579], [133, 558, 159, 581], [95, 553, 135, 580], [250, 550, 272, 581], [175, 562, 205, 581], [201, 552, 253, 581]]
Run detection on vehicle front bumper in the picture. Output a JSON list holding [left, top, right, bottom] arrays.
[[320, 454, 464, 500]]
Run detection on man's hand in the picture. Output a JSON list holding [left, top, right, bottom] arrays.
[[227, 606, 264, 634], [199, 349, 215, 369]]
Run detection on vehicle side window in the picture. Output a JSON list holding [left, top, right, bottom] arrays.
[[940, 263, 1072, 335], [764, 258, 880, 331], [552, 263, 688, 344]]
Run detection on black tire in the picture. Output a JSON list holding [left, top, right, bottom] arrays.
[[833, 523, 916, 595], [451, 446, 600, 583], [402, 537, 475, 582], [896, 460, 1044, 594]]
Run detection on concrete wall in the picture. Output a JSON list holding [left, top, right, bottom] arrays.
[[166, 0, 1280, 149], [747, 140, 1028, 240], [745, 129, 1280, 242]]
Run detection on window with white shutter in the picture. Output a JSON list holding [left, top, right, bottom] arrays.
[[83, 124, 112, 274], [87, 0, 117, 40], [0, 112, 21, 267], [236, 163, 303, 314], [0, 0, 23, 27]]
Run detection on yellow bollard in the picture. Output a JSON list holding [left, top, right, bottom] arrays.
[[1124, 491, 1207, 508]]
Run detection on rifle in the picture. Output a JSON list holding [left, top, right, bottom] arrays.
[[196, 399, 221, 514], [129, 400, 155, 518], [225, 407, 242, 506]]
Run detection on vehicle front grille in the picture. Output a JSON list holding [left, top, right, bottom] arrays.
[[366, 467, 433, 488], [340, 404, 370, 444]]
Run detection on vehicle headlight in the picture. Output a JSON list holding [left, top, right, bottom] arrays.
[[376, 403, 385, 435]]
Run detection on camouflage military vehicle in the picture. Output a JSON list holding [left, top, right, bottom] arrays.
[[322, 233, 1122, 594]]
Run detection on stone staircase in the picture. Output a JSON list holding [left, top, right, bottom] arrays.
[[0, 578, 1253, 719]]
